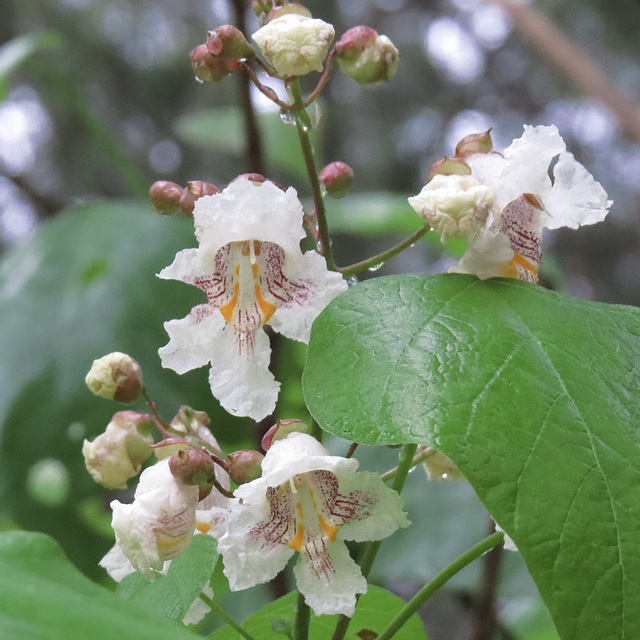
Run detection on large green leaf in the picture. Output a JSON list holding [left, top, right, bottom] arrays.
[[118, 535, 218, 622], [303, 274, 640, 640], [0, 531, 197, 640], [211, 586, 427, 639]]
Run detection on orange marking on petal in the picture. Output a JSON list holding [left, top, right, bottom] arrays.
[[235, 265, 240, 276], [255, 284, 277, 322], [219, 283, 240, 322], [318, 514, 339, 542], [289, 522, 305, 551], [196, 522, 212, 534], [252, 263, 259, 279], [511, 252, 538, 283]]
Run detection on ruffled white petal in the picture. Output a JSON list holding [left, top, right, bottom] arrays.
[[544, 151, 612, 229], [99, 544, 136, 582], [293, 539, 367, 617], [193, 179, 305, 258], [449, 228, 514, 280], [182, 583, 213, 625], [270, 251, 347, 343], [336, 471, 410, 542], [159, 307, 226, 374], [207, 325, 279, 421], [219, 499, 296, 590]]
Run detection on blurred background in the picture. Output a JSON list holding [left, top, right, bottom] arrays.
[[1, 0, 640, 638]]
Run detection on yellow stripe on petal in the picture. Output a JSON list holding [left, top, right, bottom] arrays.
[[289, 522, 305, 551], [255, 285, 277, 323], [196, 522, 212, 534], [318, 514, 339, 542], [219, 283, 240, 322]]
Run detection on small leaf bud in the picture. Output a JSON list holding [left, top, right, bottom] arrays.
[[169, 448, 217, 486], [85, 352, 144, 403], [427, 155, 471, 182], [261, 418, 309, 451], [179, 180, 220, 216], [455, 129, 493, 158], [227, 450, 264, 485], [335, 26, 399, 84], [190, 44, 239, 83], [82, 411, 154, 489], [206, 25, 255, 60], [319, 161, 354, 199], [149, 180, 183, 215]]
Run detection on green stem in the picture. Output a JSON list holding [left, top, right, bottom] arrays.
[[338, 223, 431, 277], [331, 443, 418, 640], [201, 593, 257, 640], [380, 446, 435, 483], [287, 78, 335, 270], [375, 531, 505, 640], [294, 591, 311, 640]]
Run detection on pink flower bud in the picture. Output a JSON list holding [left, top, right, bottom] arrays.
[[227, 450, 264, 485], [169, 448, 217, 486], [232, 172, 267, 185], [261, 419, 308, 451], [206, 25, 255, 60], [152, 436, 193, 460], [319, 161, 354, 199], [455, 129, 493, 158], [149, 180, 183, 215], [427, 155, 471, 182], [335, 26, 399, 84], [85, 352, 144, 403], [179, 180, 220, 216], [190, 44, 238, 83]]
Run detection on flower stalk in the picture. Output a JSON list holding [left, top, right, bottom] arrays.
[[375, 531, 505, 640], [294, 591, 311, 640], [201, 592, 257, 640], [288, 78, 336, 270]]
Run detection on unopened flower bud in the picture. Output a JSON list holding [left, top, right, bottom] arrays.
[[206, 25, 255, 60], [335, 26, 399, 84], [455, 129, 493, 158], [171, 405, 211, 433], [82, 411, 154, 489], [232, 172, 267, 185], [261, 419, 308, 451], [408, 174, 496, 242], [427, 155, 471, 182], [152, 436, 193, 460], [149, 181, 183, 215], [252, 14, 335, 76], [319, 161, 354, 199], [179, 180, 220, 216], [85, 352, 144, 403], [190, 44, 239, 83], [267, 3, 312, 21], [169, 448, 217, 486], [227, 450, 264, 485], [420, 448, 465, 481]]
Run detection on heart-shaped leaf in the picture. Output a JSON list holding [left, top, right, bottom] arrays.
[[303, 274, 640, 640]]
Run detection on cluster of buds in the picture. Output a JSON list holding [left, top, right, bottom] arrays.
[[149, 179, 219, 216]]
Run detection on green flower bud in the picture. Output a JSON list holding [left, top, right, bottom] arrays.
[[85, 352, 144, 403]]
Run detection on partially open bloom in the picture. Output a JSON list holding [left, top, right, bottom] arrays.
[[411, 125, 612, 283], [218, 432, 410, 617], [252, 14, 335, 76], [107, 458, 200, 579], [408, 174, 495, 242], [158, 178, 346, 420], [82, 411, 154, 489]]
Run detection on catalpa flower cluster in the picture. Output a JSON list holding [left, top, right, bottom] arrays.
[[409, 125, 612, 283]]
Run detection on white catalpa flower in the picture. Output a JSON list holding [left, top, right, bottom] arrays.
[[158, 178, 346, 421], [451, 125, 611, 282], [252, 14, 335, 76], [217, 432, 410, 617], [106, 459, 200, 579]]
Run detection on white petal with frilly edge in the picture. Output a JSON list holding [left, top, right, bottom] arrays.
[[293, 538, 367, 617]]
